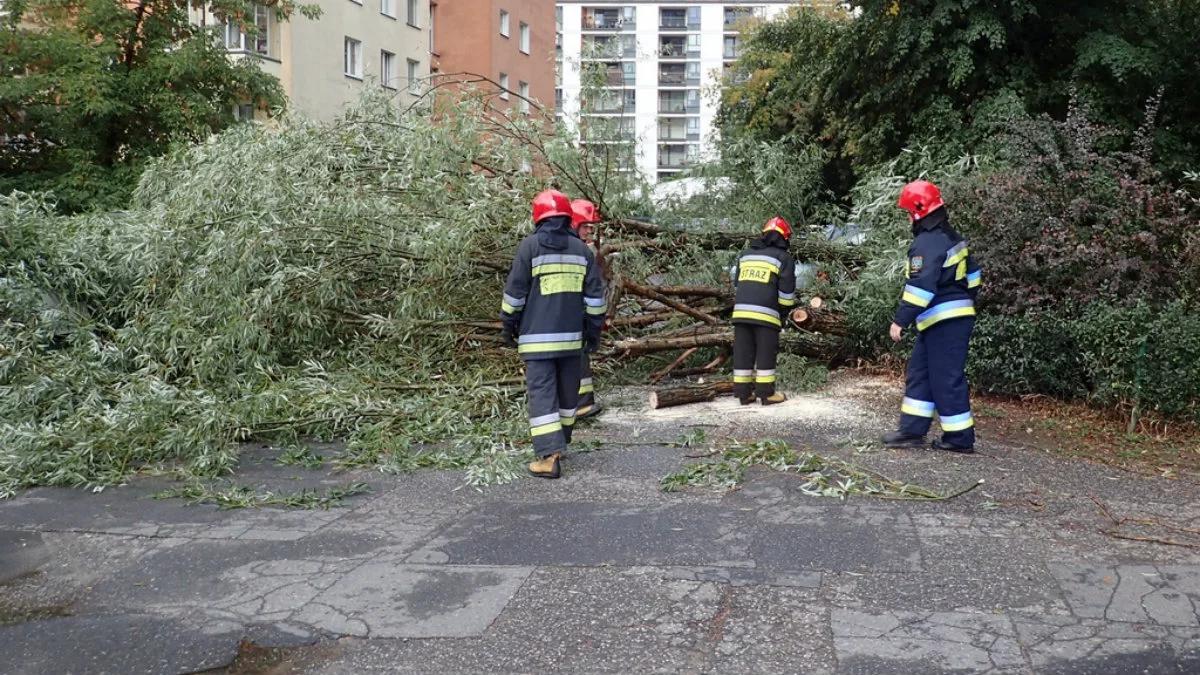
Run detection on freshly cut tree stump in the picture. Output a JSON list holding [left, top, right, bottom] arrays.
[[789, 307, 848, 336], [649, 380, 735, 410]]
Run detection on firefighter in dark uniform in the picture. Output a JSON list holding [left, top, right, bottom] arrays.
[[883, 180, 982, 453], [731, 216, 798, 405], [570, 198, 604, 420], [501, 189, 606, 478]]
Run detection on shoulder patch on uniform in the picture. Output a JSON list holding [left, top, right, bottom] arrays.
[[909, 255, 924, 273]]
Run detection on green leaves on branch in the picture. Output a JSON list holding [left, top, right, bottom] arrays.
[[660, 439, 980, 500]]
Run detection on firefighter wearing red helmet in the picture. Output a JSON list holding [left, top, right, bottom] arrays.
[[570, 198, 604, 420], [730, 216, 798, 405], [501, 189, 607, 478], [883, 180, 982, 453]]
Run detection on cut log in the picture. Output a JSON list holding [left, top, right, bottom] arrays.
[[610, 309, 675, 328], [809, 296, 824, 310], [616, 330, 837, 361], [649, 380, 736, 410], [622, 280, 721, 325], [789, 306, 848, 336], [615, 330, 735, 354]]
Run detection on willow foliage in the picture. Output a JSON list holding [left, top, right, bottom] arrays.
[[0, 91, 608, 497]]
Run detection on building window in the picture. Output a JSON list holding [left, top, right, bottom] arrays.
[[406, 0, 418, 27], [518, 81, 530, 113], [344, 37, 363, 78], [234, 103, 255, 122], [429, 2, 437, 53], [224, 4, 270, 55], [407, 59, 421, 94], [723, 36, 739, 60], [381, 50, 396, 88], [499, 72, 510, 99], [381, 0, 394, 18], [499, 10, 510, 37], [519, 21, 530, 54]]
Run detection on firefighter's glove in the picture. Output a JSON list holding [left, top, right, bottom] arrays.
[[501, 328, 518, 349], [585, 333, 600, 353]]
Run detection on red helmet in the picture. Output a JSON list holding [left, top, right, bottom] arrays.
[[897, 180, 945, 221], [570, 199, 601, 229], [531, 189, 572, 224], [762, 216, 792, 240]]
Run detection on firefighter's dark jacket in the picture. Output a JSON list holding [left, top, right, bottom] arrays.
[[500, 216, 606, 360], [731, 232, 797, 329], [893, 207, 982, 332]]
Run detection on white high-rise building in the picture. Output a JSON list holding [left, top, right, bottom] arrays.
[[555, 2, 823, 183]]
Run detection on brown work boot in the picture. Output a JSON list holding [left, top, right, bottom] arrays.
[[760, 392, 787, 406], [528, 452, 562, 479]]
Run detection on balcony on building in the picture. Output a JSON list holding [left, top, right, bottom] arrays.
[[658, 35, 700, 60], [723, 62, 749, 85], [657, 143, 698, 169], [659, 7, 700, 32], [724, 6, 763, 29], [582, 117, 636, 143], [584, 90, 637, 115], [583, 34, 636, 60], [220, 6, 282, 77], [657, 117, 700, 142], [658, 90, 700, 115], [658, 62, 700, 87], [582, 6, 635, 31], [581, 61, 635, 88]]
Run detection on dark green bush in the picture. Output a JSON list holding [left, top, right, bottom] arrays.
[[967, 303, 1200, 421], [967, 312, 1089, 400]]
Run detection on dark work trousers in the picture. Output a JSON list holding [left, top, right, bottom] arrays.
[[732, 324, 780, 400], [525, 356, 582, 458], [577, 354, 596, 415], [898, 316, 976, 447]]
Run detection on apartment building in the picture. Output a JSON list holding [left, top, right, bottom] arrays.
[[556, 1, 826, 182], [432, 1, 557, 113], [198, 0, 432, 121]]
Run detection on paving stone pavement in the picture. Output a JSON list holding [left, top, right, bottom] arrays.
[[2, 378, 1200, 674]]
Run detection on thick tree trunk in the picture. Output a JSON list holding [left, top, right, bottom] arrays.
[[649, 380, 735, 409], [789, 307, 848, 336]]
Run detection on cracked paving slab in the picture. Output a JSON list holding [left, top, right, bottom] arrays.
[[1013, 613, 1200, 673], [0, 613, 244, 675], [0, 482, 354, 542], [300, 566, 834, 674], [77, 531, 392, 624], [1050, 564, 1200, 627], [824, 534, 1068, 615], [405, 499, 922, 573], [832, 608, 1026, 674], [293, 562, 531, 638]]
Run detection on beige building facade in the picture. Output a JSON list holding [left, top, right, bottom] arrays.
[[197, 0, 432, 121]]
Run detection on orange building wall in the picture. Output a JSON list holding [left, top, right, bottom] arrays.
[[433, 0, 556, 113]]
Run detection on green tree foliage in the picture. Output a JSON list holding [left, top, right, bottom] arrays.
[[0, 0, 311, 212], [0, 90, 616, 497], [720, 0, 1200, 194]]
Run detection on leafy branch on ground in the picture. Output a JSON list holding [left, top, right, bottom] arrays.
[[661, 439, 982, 500], [154, 481, 371, 510]]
